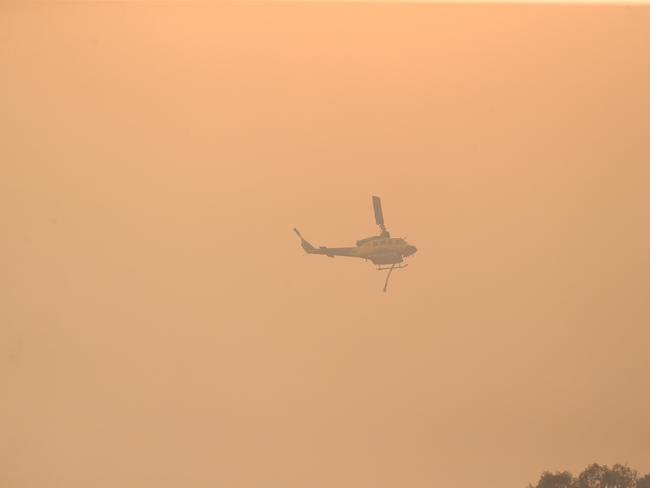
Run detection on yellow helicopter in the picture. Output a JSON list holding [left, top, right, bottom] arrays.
[[294, 196, 417, 292]]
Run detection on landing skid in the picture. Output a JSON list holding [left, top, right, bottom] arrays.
[[376, 263, 408, 292], [376, 264, 408, 271]]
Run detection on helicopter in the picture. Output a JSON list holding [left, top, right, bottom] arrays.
[[293, 196, 417, 292]]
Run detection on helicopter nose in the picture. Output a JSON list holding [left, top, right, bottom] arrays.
[[405, 245, 417, 256]]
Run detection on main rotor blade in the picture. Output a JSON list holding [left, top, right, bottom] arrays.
[[372, 195, 385, 226]]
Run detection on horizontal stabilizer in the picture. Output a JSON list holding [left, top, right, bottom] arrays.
[[320, 246, 335, 257]]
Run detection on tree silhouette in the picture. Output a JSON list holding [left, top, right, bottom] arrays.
[[575, 463, 606, 488], [637, 474, 650, 488], [529, 463, 647, 488], [605, 464, 638, 488], [534, 471, 575, 488]]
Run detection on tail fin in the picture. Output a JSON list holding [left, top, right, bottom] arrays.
[[293, 228, 316, 253]]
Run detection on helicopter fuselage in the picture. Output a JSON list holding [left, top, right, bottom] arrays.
[[293, 196, 415, 291], [294, 230, 417, 266], [356, 236, 417, 264]]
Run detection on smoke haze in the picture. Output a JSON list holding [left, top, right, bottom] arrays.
[[2, 3, 650, 487]]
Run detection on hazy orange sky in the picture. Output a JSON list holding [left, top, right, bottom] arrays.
[[2, 2, 650, 488]]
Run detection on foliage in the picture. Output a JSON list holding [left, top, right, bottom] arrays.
[[537, 471, 575, 488], [529, 464, 647, 488], [637, 474, 650, 488]]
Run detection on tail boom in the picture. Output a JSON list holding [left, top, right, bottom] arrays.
[[293, 228, 358, 258]]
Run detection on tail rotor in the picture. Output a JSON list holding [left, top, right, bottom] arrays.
[[293, 228, 316, 253]]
